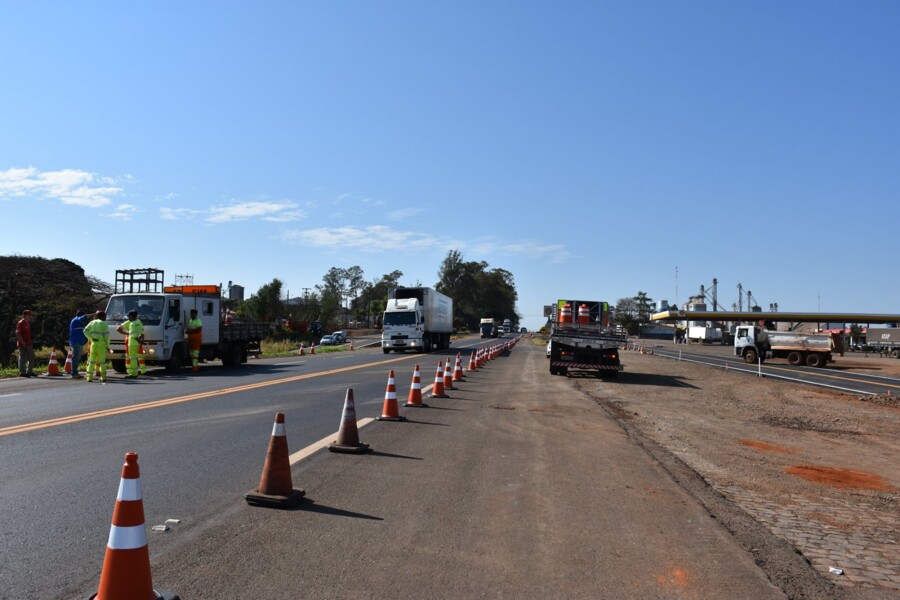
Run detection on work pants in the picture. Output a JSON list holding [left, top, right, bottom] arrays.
[[18, 345, 35, 376], [126, 337, 141, 376], [70, 342, 84, 376], [86, 343, 108, 381], [188, 334, 201, 372]]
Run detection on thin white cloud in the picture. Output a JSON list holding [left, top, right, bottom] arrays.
[[160, 207, 203, 220], [500, 242, 572, 263], [0, 166, 126, 208], [388, 207, 424, 221], [281, 225, 456, 252], [107, 203, 140, 221], [207, 201, 304, 223]]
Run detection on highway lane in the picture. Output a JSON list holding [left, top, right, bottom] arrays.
[[0, 338, 500, 599], [637, 341, 900, 396]]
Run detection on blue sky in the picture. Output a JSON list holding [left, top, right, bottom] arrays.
[[2, 1, 898, 330]]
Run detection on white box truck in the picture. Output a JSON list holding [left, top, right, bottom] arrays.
[[382, 287, 453, 353]]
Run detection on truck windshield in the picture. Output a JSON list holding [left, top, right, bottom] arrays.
[[106, 295, 164, 326], [384, 311, 416, 326]]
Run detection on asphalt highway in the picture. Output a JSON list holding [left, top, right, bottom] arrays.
[[1, 336, 837, 599]]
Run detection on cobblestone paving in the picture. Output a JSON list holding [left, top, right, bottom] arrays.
[[718, 484, 900, 591]]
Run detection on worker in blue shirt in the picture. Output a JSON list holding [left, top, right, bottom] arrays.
[[68, 310, 92, 379]]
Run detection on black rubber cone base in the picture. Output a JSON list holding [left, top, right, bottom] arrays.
[[404, 402, 429, 408], [329, 441, 371, 454], [90, 591, 180, 600], [375, 415, 407, 422], [244, 487, 306, 508]]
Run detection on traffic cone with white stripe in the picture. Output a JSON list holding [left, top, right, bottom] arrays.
[[376, 370, 406, 421], [404, 364, 428, 407], [298, 344, 305, 356], [443, 360, 455, 390], [47, 348, 61, 376], [430, 362, 448, 398], [88, 452, 179, 600], [245, 413, 305, 508], [330, 388, 370, 453], [467, 350, 478, 372], [64, 348, 74, 374], [452, 353, 465, 382]]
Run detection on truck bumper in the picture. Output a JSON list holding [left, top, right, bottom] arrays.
[[550, 361, 622, 371]]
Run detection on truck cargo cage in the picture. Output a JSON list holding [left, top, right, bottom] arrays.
[[115, 268, 165, 294]]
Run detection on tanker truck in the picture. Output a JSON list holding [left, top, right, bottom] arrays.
[[734, 325, 840, 368]]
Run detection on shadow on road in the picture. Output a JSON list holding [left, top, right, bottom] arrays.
[[616, 372, 700, 389], [294, 499, 384, 521]]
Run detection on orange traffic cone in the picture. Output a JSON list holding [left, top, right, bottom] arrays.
[[47, 348, 61, 376], [330, 388, 370, 453], [89, 452, 178, 600], [452, 353, 465, 382], [64, 348, 74, 374], [430, 362, 448, 398], [245, 413, 305, 508], [349, 341, 354, 351], [376, 370, 406, 421], [404, 364, 428, 407], [467, 350, 478, 372], [443, 360, 455, 390], [310, 344, 315, 355], [298, 344, 305, 356]]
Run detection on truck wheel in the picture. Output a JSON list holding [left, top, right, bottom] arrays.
[[787, 351, 803, 366], [891, 349, 900, 359], [383, 348, 390, 354], [223, 345, 242, 368], [743, 349, 758, 364], [805, 353, 825, 368], [112, 359, 127, 374], [165, 348, 184, 373]]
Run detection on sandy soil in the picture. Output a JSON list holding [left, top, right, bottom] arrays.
[[574, 348, 899, 596]]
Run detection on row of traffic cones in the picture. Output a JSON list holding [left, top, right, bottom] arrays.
[[87, 340, 521, 598]]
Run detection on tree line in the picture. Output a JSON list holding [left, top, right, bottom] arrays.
[[1, 251, 520, 365]]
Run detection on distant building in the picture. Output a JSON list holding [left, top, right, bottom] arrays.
[[228, 284, 245, 302]]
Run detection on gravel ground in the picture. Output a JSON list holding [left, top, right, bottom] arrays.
[[573, 347, 899, 598]]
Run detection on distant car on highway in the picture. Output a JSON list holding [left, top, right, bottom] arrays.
[[319, 334, 335, 346], [331, 331, 347, 343]]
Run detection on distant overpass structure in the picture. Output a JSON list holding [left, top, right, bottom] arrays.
[[651, 310, 900, 325]]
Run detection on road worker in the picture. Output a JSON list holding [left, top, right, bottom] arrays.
[[83, 311, 110, 383], [186, 309, 203, 372], [116, 310, 144, 378]]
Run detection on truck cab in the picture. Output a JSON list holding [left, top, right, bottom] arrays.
[[107, 289, 221, 372], [734, 325, 767, 364]]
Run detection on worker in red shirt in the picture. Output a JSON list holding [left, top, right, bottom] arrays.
[[16, 309, 36, 377]]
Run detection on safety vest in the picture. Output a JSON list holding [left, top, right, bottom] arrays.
[[84, 319, 110, 344]]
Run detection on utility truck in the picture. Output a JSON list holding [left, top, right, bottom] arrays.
[[548, 300, 625, 378], [479, 318, 498, 338], [734, 325, 839, 368], [105, 268, 270, 373], [501, 318, 512, 334], [381, 287, 453, 353]]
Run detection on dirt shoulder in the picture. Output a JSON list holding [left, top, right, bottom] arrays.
[[576, 348, 899, 597]]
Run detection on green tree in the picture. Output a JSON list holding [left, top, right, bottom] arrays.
[[634, 291, 655, 323], [243, 278, 284, 321], [436, 250, 518, 331], [1, 256, 107, 365]]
